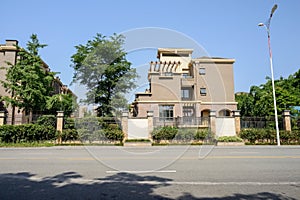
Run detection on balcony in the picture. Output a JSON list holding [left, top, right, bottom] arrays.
[[181, 76, 194, 87]]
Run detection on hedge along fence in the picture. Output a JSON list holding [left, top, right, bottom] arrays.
[[0, 115, 124, 144], [217, 136, 243, 142], [76, 124, 124, 143], [240, 128, 300, 144], [152, 126, 211, 143], [0, 124, 57, 143], [35, 115, 123, 143], [36, 115, 57, 127], [56, 116, 124, 143]]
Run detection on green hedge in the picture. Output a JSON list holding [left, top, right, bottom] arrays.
[[61, 129, 79, 142], [217, 136, 243, 142], [0, 124, 57, 143], [240, 129, 300, 144], [152, 127, 210, 142], [37, 115, 56, 127], [60, 117, 124, 143], [76, 126, 124, 143], [152, 126, 178, 141]]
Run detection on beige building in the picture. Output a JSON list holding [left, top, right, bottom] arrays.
[[0, 39, 75, 124], [131, 48, 237, 127]]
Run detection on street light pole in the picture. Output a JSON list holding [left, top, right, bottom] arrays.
[[258, 4, 280, 146]]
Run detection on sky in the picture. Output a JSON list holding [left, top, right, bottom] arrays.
[[1, 0, 300, 97]]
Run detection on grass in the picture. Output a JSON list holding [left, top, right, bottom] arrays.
[[0, 141, 124, 147], [0, 141, 55, 147]]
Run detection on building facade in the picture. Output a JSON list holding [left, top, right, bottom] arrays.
[[131, 48, 238, 129], [0, 39, 75, 124]]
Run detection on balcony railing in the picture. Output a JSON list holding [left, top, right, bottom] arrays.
[[181, 77, 194, 87], [153, 117, 209, 128]]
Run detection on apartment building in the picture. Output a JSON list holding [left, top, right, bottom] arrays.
[[131, 48, 237, 127], [0, 39, 75, 124]]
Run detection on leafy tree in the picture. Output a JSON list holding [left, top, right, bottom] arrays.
[[46, 94, 77, 117], [71, 33, 137, 116], [0, 34, 56, 122], [235, 92, 254, 116], [236, 69, 300, 117]]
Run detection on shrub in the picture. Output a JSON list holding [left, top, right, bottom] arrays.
[[76, 125, 124, 143], [0, 124, 57, 143], [61, 129, 79, 142], [64, 117, 76, 129], [36, 115, 56, 127], [152, 126, 178, 141], [103, 126, 124, 142], [240, 128, 300, 144], [194, 129, 209, 141], [77, 128, 91, 141], [217, 136, 243, 142], [240, 129, 259, 144], [174, 129, 195, 141]]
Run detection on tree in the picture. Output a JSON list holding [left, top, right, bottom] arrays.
[[236, 69, 300, 117], [235, 92, 254, 116], [46, 94, 77, 117], [71, 33, 137, 116], [0, 34, 56, 122]]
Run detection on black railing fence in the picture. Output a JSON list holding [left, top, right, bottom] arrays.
[[241, 116, 283, 130]]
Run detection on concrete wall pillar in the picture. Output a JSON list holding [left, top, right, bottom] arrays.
[[233, 110, 241, 135], [282, 110, 291, 131], [56, 111, 64, 144], [0, 111, 6, 126], [122, 111, 129, 140], [147, 111, 154, 140], [209, 110, 216, 137]]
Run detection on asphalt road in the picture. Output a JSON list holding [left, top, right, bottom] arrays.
[[0, 145, 299, 199]]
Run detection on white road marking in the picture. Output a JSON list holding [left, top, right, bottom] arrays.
[[106, 170, 176, 174], [229, 152, 259, 154]]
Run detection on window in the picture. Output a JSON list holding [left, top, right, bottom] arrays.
[[181, 88, 191, 100], [159, 105, 174, 121], [181, 88, 193, 100], [200, 88, 207, 96], [199, 68, 206, 75]]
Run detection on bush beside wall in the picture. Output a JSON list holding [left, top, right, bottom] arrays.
[[0, 124, 57, 143], [152, 126, 210, 143], [217, 136, 243, 142], [240, 129, 300, 144]]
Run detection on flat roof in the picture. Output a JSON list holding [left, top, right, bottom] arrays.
[[158, 48, 193, 54], [193, 57, 235, 63]]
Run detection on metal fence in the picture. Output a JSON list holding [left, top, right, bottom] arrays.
[[153, 117, 209, 128], [241, 116, 283, 129]]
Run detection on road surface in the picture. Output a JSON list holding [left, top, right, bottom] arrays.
[[0, 145, 299, 199]]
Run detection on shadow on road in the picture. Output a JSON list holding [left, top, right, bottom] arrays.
[[0, 171, 296, 200]]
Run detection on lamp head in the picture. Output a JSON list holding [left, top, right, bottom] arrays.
[[271, 4, 278, 16]]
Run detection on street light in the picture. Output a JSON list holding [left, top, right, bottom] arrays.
[[258, 4, 280, 146]]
